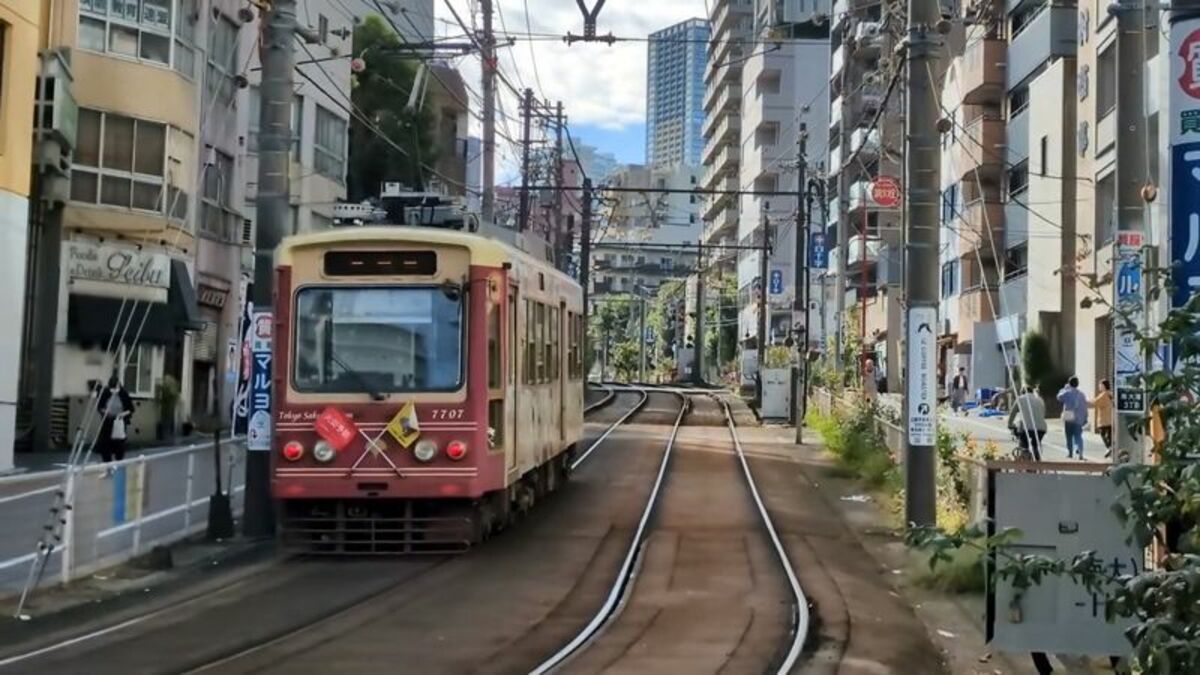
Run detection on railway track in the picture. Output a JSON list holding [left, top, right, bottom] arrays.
[[528, 388, 810, 674]]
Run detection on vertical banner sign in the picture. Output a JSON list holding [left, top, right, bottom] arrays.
[[231, 276, 253, 435], [906, 306, 937, 445], [1114, 232, 1145, 413], [247, 311, 273, 451], [1171, 18, 1200, 365], [809, 231, 828, 269]]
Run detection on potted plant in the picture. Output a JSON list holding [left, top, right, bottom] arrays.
[[157, 375, 181, 441]]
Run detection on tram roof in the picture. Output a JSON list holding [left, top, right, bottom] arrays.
[[276, 226, 579, 287]]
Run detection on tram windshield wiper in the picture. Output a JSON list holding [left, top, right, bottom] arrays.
[[328, 352, 387, 401]]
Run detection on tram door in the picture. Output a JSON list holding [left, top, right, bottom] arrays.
[[506, 285, 518, 474]]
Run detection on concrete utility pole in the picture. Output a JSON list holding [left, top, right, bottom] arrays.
[[1113, 0, 1150, 462], [553, 101, 565, 268], [518, 88, 534, 232], [756, 206, 771, 408], [638, 291, 646, 383], [834, 65, 850, 375], [246, 0, 298, 538], [793, 125, 809, 439], [580, 178, 593, 324], [901, 0, 942, 528], [694, 241, 705, 384], [480, 0, 497, 224]]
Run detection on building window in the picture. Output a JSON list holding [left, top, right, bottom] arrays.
[[1004, 243, 1029, 279], [1039, 136, 1048, 175], [206, 12, 238, 108], [941, 261, 958, 298], [71, 108, 186, 219], [174, 0, 197, 77], [1007, 160, 1029, 198], [1008, 86, 1030, 117], [1095, 171, 1116, 246], [78, 0, 173, 67], [1097, 44, 1116, 120], [313, 105, 346, 182], [200, 148, 234, 238], [1010, 0, 1047, 39], [120, 343, 157, 398]]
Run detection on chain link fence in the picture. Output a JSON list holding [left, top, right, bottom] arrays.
[[0, 439, 245, 600]]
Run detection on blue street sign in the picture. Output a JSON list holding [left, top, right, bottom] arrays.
[[1171, 142, 1200, 310], [809, 231, 828, 269], [769, 269, 784, 295]]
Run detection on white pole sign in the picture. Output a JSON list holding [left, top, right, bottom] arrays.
[[906, 306, 938, 446]]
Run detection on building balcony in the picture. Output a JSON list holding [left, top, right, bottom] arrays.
[[827, 195, 840, 229], [705, 77, 741, 114], [1006, 107, 1029, 164], [1007, 6, 1078, 90], [849, 127, 880, 160], [958, 199, 1004, 258], [831, 43, 845, 79], [704, 203, 738, 244], [961, 38, 1006, 105], [829, 144, 843, 174], [713, 113, 740, 145], [952, 116, 1005, 183], [1004, 199, 1029, 248], [830, 95, 843, 128], [845, 234, 881, 270], [957, 286, 998, 343], [852, 22, 883, 60]]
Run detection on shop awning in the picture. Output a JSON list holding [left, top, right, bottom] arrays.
[[68, 260, 203, 346]]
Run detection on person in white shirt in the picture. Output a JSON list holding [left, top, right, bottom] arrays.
[[1007, 386, 1047, 460]]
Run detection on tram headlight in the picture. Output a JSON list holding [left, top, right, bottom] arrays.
[[312, 440, 336, 463], [413, 439, 438, 463]]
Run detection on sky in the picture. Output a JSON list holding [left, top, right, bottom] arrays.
[[437, 1, 708, 180]]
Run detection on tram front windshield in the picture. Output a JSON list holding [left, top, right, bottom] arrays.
[[292, 286, 463, 394]]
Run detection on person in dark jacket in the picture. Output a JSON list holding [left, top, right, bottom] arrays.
[[97, 376, 134, 462]]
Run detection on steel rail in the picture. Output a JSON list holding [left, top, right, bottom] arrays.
[[529, 389, 687, 674], [570, 386, 649, 470]]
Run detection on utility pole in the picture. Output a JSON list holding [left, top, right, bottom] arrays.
[[246, 0, 298, 538], [580, 178, 593, 323], [638, 291, 647, 383], [518, 88, 534, 232], [756, 206, 771, 408], [901, 0, 942, 528], [553, 101, 566, 268], [480, 0, 497, 225], [793, 125, 809, 439], [834, 62, 850, 376], [694, 241, 705, 384], [1113, 0, 1150, 462]]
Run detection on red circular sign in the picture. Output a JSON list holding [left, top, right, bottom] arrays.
[[1178, 28, 1200, 100], [871, 176, 901, 208]]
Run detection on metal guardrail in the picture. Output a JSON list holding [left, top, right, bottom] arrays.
[[0, 439, 246, 600]]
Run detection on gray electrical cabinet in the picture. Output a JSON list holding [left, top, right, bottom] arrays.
[[987, 470, 1141, 657]]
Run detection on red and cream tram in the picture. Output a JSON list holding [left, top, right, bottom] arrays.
[[271, 227, 585, 551]]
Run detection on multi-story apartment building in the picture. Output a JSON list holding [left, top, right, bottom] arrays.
[[646, 18, 710, 169], [736, 0, 830, 351], [20, 0, 254, 452], [1072, 2, 1164, 395], [241, 1, 351, 237], [591, 164, 702, 298], [826, 0, 906, 391], [932, 0, 1078, 393], [701, 0, 753, 266], [0, 1, 42, 470]]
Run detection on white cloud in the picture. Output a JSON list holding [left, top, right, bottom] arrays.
[[438, 1, 705, 137]]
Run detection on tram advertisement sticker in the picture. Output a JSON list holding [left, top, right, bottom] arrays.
[[315, 407, 358, 452], [387, 402, 421, 448]]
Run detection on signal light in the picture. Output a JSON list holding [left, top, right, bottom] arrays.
[[446, 440, 468, 461], [282, 441, 305, 462]]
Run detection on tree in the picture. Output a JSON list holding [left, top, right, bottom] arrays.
[[348, 16, 435, 201]]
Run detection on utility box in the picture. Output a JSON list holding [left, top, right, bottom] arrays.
[[760, 368, 792, 419], [987, 467, 1139, 657]]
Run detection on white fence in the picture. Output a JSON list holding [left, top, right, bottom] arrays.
[[0, 439, 245, 599]]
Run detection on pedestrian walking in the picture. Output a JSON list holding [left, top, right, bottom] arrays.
[[97, 376, 134, 463], [1090, 379, 1114, 458], [949, 367, 969, 414], [863, 358, 878, 401], [1057, 376, 1089, 460], [1007, 386, 1047, 460]]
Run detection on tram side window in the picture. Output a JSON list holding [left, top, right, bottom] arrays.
[[524, 299, 535, 384], [535, 302, 546, 383], [565, 311, 575, 380], [548, 306, 559, 381], [487, 298, 500, 389]]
